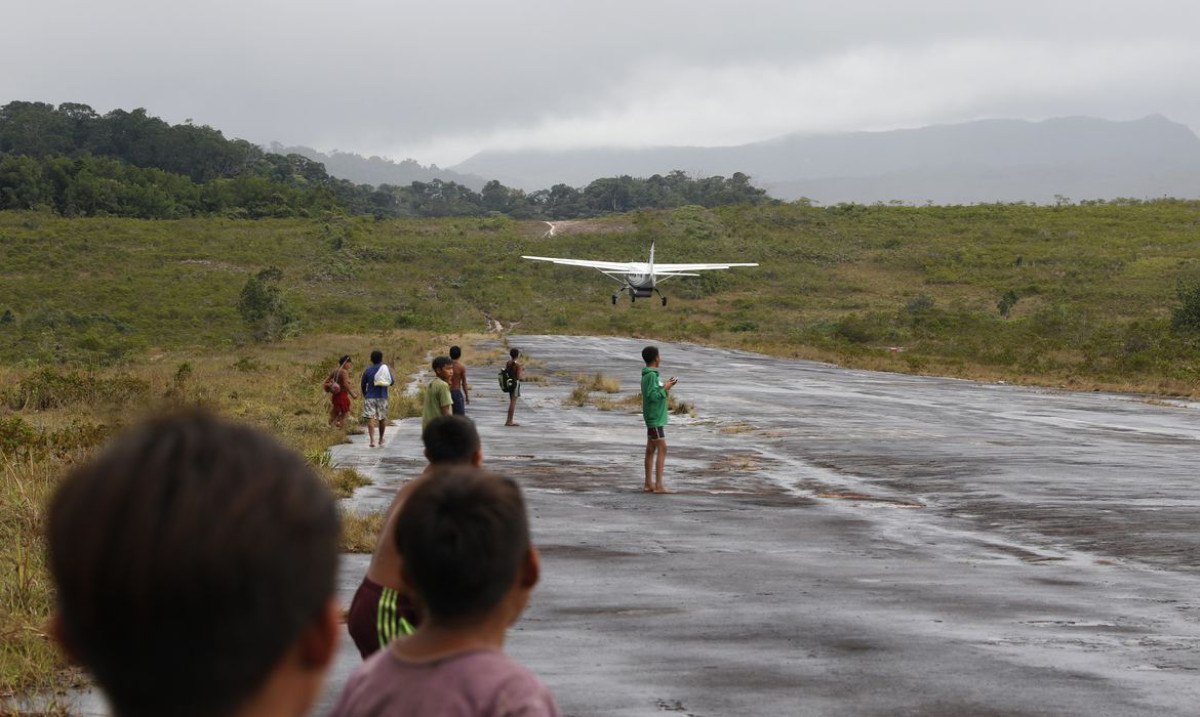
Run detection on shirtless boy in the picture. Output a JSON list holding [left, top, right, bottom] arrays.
[[449, 345, 470, 416]]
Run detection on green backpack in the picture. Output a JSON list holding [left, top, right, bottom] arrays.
[[498, 365, 516, 393]]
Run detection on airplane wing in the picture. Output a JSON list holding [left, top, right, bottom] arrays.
[[655, 262, 759, 271], [521, 255, 638, 272]]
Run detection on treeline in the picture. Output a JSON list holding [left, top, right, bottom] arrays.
[[0, 101, 772, 219]]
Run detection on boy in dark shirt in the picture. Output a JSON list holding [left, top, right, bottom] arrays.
[[46, 411, 341, 717], [346, 415, 484, 659], [331, 466, 559, 717]]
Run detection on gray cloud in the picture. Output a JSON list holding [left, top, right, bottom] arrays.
[[5, 0, 1200, 166]]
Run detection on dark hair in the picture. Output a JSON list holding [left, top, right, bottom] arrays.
[[509, 348, 520, 359], [422, 415, 480, 464], [394, 467, 528, 623], [338, 354, 351, 365], [432, 355, 452, 371], [370, 349, 383, 364], [449, 345, 461, 360], [641, 345, 659, 364], [47, 410, 339, 717]]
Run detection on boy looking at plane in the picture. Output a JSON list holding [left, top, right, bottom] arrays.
[[504, 347, 524, 427], [346, 415, 484, 659], [423, 355, 454, 429], [46, 410, 341, 717], [361, 349, 394, 448], [641, 345, 678, 493], [330, 466, 559, 717], [449, 345, 470, 416]]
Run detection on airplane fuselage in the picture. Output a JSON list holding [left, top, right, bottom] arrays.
[[520, 242, 756, 306], [625, 272, 653, 291]]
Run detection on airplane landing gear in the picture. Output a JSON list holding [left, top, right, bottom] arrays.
[[611, 294, 618, 305], [661, 296, 668, 306]]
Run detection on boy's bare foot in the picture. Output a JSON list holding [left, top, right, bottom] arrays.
[[653, 487, 674, 494], [505, 422, 520, 427], [642, 485, 654, 493], [369, 443, 376, 448]]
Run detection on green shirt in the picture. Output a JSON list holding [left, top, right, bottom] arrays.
[[641, 366, 669, 428], [422, 377, 452, 428]]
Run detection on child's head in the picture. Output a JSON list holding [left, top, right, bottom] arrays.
[[47, 410, 340, 717], [432, 355, 453, 380], [338, 354, 352, 366], [422, 415, 482, 466], [449, 345, 462, 360], [394, 467, 536, 625], [509, 347, 520, 360], [641, 345, 660, 365], [370, 349, 383, 364]]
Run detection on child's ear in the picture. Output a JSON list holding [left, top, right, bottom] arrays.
[[297, 599, 340, 670], [519, 546, 540, 589], [471, 448, 484, 467]]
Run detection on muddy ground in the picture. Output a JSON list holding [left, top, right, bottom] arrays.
[[51, 334, 1200, 716], [319, 335, 1200, 717]]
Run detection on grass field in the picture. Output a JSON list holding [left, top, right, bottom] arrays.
[[3, 199, 1200, 705]]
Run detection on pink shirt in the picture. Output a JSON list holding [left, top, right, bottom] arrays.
[[329, 647, 560, 717]]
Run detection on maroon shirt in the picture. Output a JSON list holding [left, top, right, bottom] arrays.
[[329, 647, 560, 717]]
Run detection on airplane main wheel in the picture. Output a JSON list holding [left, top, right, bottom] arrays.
[[661, 296, 668, 306], [611, 294, 617, 305]]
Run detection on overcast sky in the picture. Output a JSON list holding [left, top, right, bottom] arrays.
[[6, 0, 1200, 167]]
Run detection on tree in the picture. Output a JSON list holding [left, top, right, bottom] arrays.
[[237, 267, 299, 342], [1171, 278, 1200, 333]]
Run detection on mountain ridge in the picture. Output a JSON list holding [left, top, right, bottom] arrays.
[[449, 115, 1200, 204]]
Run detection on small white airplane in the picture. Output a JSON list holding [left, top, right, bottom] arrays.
[[522, 243, 758, 305]]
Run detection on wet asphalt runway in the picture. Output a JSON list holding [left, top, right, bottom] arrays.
[[324, 335, 1200, 716]]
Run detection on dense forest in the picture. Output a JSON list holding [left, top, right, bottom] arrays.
[[0, 101, 772, 219]]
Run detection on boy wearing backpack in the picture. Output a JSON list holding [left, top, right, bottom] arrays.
[[361, 350, 394, 448], [503, 347, 524, 427]]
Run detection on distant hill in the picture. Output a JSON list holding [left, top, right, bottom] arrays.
[[450, 115, 1200, 204], [268, 143, 488, 191]]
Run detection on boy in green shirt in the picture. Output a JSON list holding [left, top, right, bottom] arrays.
[[640, 345, 678, 493], [422, 356, 454, 429]]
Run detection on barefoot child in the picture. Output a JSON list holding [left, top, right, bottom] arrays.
[[331, 466, 559, 716], [641, 345, 678, 493], [504, 347, 524, 426]]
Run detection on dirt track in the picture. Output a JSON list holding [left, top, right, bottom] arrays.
[[323, 335, 1200, 716]]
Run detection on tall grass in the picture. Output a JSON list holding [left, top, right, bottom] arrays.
[[0, 330, 441, 700]]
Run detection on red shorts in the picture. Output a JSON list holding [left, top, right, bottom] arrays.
[[331, 390, 351, 414]]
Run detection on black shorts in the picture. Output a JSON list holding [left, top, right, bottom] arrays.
[[647, 426, 665, 440]]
